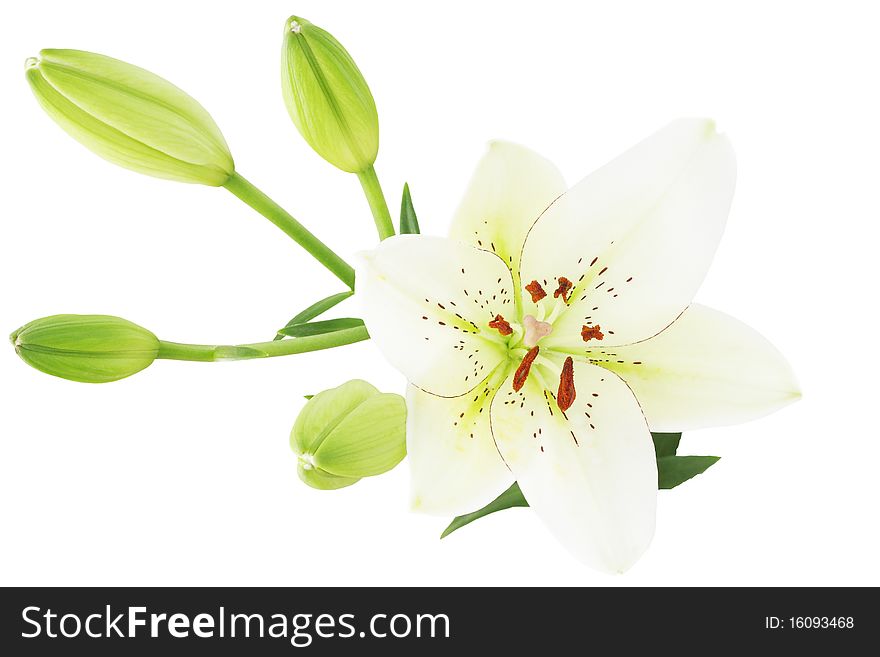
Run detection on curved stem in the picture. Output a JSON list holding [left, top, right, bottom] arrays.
[[357, 165, 395, 241], [223, 172, 355, 288], [156, 325, 369, 362]]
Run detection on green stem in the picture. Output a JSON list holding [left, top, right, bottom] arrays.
[[156, 326, 369, 362], [223, 172, 355, 288], [357, 165, 395, 240]]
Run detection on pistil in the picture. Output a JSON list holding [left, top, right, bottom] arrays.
[[522, 314, 552, 348]]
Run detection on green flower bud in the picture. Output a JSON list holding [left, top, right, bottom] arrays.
[[25, 49, 234, 186], [11, 314, 159, 383], [281, 16, 379, 173], [291, 380, 406, 490]]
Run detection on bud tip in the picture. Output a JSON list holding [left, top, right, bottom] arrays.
[[290, 20, 302, 34], [24, 56, 40, 71]]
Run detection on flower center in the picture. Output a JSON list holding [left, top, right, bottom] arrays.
[[485, 276, 607, 412]]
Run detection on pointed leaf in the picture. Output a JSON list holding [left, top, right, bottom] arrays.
[[440, 482, 527, 538], [399, 183, 420, 234], [657, 455, 720, 489], [277, 317, 365, 338], [274, 291, 353, 340], [652, 432, 682, 458]]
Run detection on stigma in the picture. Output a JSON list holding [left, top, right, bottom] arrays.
[[522, 314, 552, 348]]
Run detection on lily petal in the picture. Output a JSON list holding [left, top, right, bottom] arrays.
[[407, 381, 514, 515], [520, 119, 736, 348], [356, 235, 515, 397], [490, 359, 657, 573], [450, 141, 566, 284], [590, 304, 801, 431]]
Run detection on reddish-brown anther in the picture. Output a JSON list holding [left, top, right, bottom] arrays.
[[557, 356, 576, 412], [553, 277, 573, 303], [488, 314, 513, 336], [512, 346, 540, 392], [581, 324, 604, 342], [525, 280, 547, 303]]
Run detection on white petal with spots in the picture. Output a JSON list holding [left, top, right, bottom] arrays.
[[591, 304, 801, 431], [356, 235, 515, 397], [520, 119, 736, 349], [450, 141, 566, 282], [406, 381, 514, 515], [490, 358, 657, 573]]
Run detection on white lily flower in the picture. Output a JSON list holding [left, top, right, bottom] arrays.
[[356, 119, 800, 573]]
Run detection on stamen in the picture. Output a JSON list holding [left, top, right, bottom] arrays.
[[522, 314, 552, 347], [557, 356, 576, 412], [525, 280, 547, 303], [553, 277, 573, 303], [581, 324, 604, 342], [488, 314, 513, 336], [512, 346, 540, 392]]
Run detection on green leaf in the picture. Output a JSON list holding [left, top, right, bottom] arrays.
[[441, 432, 720, 538], [652, 432, 682, 458], [274, 291, 354, 340], [657, 455, 720, 489], [277, 318, 364, 338], [304, 395, 314, 400], [399, 183, 420, 234], [441, 483, 528, 539]]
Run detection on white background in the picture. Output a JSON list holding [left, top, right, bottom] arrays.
[[1, 0, 878, 586]]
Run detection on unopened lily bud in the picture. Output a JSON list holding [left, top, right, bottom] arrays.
[[291, 380, 406, 490], [26, 49, 234, 185], [11, 314, 159, 383], [281, 16, 379, 173]]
